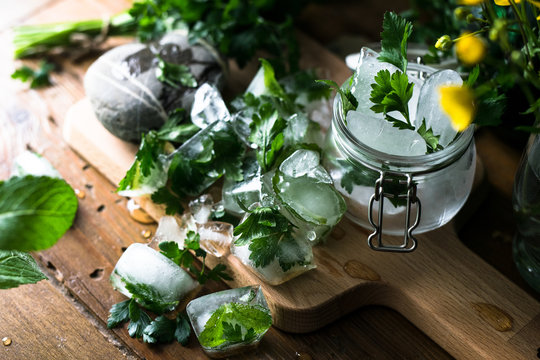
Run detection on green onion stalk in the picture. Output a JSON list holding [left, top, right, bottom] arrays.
[[12, 12, 137, 59]]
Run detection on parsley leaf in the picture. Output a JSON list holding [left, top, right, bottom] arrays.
[[127, 299, 152, 338], [316, 79, 358, 121], [157, 109, 200, 144], [143, 315, 177, 344], [156, 57, 198, 89], [168, 121, 244, 197], [11, 61, 54, 88], [107, 299, 131, 329], [0, 250, 47, 289], [417, 118, 443, 153], [117, 132, 168, 195], [369, 69, 414, 128], [174, 313, 191, 345], [108, 299, 192, 345], [233, 207, 305, 271], [123, 278, 179, 314], [198, 302, 272, 348], [159, 231, 231, 284], [151, 187, 184, 215], [378, 12, 413, 72], [248, 103, 287, 172]]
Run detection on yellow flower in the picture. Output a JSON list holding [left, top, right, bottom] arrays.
[[439, 85, 476, 132], [494, 0, 521, 5], [458, 0, 485, 4], [455, 33, 487, 66]]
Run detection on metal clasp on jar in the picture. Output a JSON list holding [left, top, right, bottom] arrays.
[[367, 172, 421, 252]]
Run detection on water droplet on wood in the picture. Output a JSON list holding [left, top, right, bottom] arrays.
[[471, 302, 513, 332], [343, 260, 381, 281], [2, 337, 12, 346], [127, 199, 155, 224], [75, 189, 86, 199]]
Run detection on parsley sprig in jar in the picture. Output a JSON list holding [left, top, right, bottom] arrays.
[[321, 13, 476, 252]]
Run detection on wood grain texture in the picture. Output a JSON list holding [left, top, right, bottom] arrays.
[[62, 37, 540, 360], [3, 0, 538, 359], [0, 280, 127, 360]]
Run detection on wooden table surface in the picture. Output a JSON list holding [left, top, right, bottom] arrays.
[[1, 1, 538, 359]]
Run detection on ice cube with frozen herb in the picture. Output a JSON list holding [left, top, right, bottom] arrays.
[[110, 243, 198, 313], [186, 285, 272, 358], [190, 83, 231, 129], [231, 206, 316, 285], [272, 149, 346, 244], [222, 155, 263, 216], [167, 119, 244, 197]]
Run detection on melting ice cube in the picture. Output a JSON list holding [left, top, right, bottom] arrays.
[[186, 285, 271, 358], [415, 69, 463, 147], [110, 243, 198, 312]]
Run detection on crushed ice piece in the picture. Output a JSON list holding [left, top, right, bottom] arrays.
[[189, 194, 214, 224], [196, 221, 233, 257], [191, 83, 231, 128]]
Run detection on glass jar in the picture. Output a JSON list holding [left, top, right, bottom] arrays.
[[512, 132, 540, 293], [322, 65, 476, 251]]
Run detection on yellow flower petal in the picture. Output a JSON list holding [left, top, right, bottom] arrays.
[[456, 33, 487, 66], [494, 0, 521, 5], [458, 0, 485, 4], [439, 85, 476, 132]]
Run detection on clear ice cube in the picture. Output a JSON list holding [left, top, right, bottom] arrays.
[[186, 285, 271, 358], [191, 83, 231, 129], [110, 243, 198, 312], [196, 221, 233, 257], [222, 158, 262, 216], [346, 111, 427, 156], [415, 69, 463, 147], [284, 113, 323, 148], [189, 194, 214, 224], [230, 232, 316, 285], [279, 149, 332, 184]]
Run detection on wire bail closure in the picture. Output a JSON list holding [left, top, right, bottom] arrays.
[[367, 172, 421, 252]]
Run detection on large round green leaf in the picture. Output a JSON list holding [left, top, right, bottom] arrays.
[[0, 175, 78, 251]]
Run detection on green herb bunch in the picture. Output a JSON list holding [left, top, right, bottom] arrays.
[[12, 0, 316, 71]]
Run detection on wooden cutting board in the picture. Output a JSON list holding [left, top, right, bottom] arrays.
[[63, 34, 540, 359]]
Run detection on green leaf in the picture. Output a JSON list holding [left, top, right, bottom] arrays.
[[0, 175, 77, 252], [11, 61, 54, 88], [465, 65, 480, 87], [117, 132, 168, 195], [143, 315, 177, 344], [151, 187, 184, 215], [107, 299, 131, 329], [260, 58, 288, 100], [370, 69, 414, 127], [175, 313, 191, 345], [378, 12, 413, 72], [156, 57, 197, 88], [157, 109, 200, 143], [417, 118, 443, 153], [248, 103, 287, 172], [233, 207, 303, 271], [123, 278, 179, 314], [198, 302, 272, 348], [0, 250, 47, 289], [315, 79, 358, 120], [127, 300, 152, 338], [168, 122, 244, 197]]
